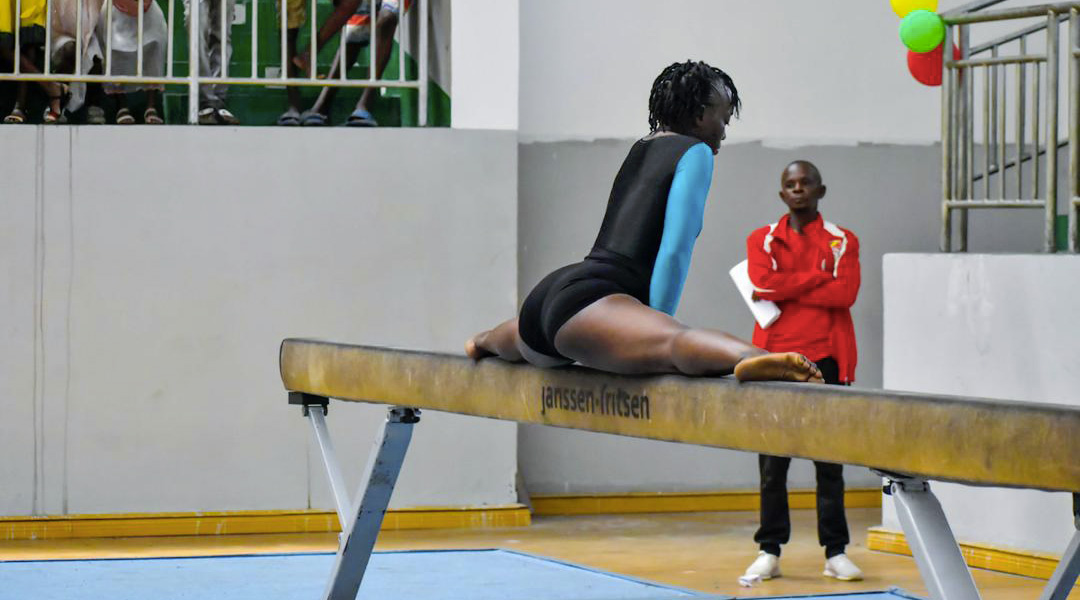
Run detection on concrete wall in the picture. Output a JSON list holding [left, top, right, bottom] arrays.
[[518, 0, 1061, 144], [881, 254, 1079, 554], [0, 126, 519, 515], [451, 0, 518, 129]]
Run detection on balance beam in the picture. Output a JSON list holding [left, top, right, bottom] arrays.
[[280, 338, 1080, 600], [280, 338, 1080, 494]]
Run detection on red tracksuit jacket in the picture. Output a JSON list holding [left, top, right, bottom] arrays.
[[745, 214, 860, 383]]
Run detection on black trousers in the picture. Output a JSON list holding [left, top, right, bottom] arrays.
[[754, 356, 850, 559]]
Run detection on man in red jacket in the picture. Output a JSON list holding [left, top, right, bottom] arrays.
[[739, 161, 863, 584]]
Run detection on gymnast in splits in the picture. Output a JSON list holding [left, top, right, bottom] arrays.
[[466, 60, 821, 383]]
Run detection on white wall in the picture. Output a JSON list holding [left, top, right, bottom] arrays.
[[882, 253, 1079, 554], [450, 0, 519, 129], [0, 127, 519, 515], [518, 0, 1059, 144]]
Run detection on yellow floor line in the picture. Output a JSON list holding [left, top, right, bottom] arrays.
[[868, 526, 1077, 584], [0, 505, 531, 541]]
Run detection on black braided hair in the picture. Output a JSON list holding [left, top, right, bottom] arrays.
[[647, 60, 740, 133]]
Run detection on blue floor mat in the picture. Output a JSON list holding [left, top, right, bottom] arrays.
[[0, 548, 712, 600]]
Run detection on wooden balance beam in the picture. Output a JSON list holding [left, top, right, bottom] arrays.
[[279, 338, 1080, 600]]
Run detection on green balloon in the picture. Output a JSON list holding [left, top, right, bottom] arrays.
[[900, 10, 945, 53]]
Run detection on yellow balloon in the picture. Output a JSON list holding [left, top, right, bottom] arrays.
[[890, 0, 938, 18]]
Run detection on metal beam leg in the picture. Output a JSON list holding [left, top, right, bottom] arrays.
[[308, 405, 352, 526], [1037, 494, 1080, 600], [322, 406, 419, 600], [887, 476, 981, 600], [290, 393, 420, 600]]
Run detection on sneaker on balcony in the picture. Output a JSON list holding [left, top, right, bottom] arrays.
[[823, 553, 863, 581]]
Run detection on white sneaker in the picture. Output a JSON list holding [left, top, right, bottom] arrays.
[[738, 551, 781, 586], [823, 553, 863, 581]]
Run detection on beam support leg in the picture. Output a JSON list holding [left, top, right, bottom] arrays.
[[323, 406, 419, 600], [1037, 494, 1080, 600], [885, 475, 981, 600], [290, 393, 420, 600]]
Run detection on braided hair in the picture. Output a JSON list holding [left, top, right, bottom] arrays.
[[647, 60, 740, 133]]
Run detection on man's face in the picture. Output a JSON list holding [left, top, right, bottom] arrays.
[[695, 88, 733, 155], [779, 163, 826, 213]]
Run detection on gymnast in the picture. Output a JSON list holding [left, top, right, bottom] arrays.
[[466, 60, 822, 383]]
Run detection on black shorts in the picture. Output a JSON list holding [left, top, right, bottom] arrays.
[[518, 255, 647, 361]]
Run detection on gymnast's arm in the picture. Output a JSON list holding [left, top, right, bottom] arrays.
[[649, 143, 714, 316]]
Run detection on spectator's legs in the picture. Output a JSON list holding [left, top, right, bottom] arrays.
[[144, 89, 163, 123], [113, 91, 137, 123], [0, 42, 60, 121], [309, 41, 361, 117], [284, 28, 300, 111], [186, 0, 237, 122], [204, 0, 233, 108], [15, 44, 32, 117], [755, 454, 793, 557], [814, 460, 849, 558], [812, 357, 850, 559], [86, 58, 105, 123], [294, 0, 361, 71], [354, 8, 397, 114]]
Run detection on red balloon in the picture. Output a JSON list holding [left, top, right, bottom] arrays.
[[908, 43, 961, 86]]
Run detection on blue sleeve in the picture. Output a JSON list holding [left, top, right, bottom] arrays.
[[649, 143, 714, 316]]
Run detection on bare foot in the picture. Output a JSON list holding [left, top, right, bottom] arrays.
[[734, 352, 823, 383], [464, 335, 495, 359]]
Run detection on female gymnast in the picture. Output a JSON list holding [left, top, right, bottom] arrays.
[[466, 60, 822, 383]]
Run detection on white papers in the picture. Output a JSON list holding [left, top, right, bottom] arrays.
[[729, 260, 781, 329]]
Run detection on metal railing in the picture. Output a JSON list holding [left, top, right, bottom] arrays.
[[0, 0, 429, 125], [940, 1, 1080, 252]]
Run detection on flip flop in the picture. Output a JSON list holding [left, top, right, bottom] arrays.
[[144, 107, 164, 124], [300, 110, 327, 126], [277, 109, 301, 126], [116, 107, 136, 124], [345, 108, 378, 127]]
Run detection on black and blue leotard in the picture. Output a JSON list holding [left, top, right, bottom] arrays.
[[518, 132, 714, 360]]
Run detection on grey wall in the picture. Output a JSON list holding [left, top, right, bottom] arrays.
[[881, 254, 1080, 554], [0, 126, 519, 516], [516, 139, 1047, 495]]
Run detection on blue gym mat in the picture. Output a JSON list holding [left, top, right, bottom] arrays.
[[0, 548, 714, 600]]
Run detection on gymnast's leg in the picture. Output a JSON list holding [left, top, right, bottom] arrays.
[[553, 294, 822, 381]]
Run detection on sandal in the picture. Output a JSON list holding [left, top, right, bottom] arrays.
[[116, 107, 135, 124], [345, 108, 377, 127], [144, 107, 164, 125], [3, 107, 26, 124], [276, 108, 301, 126], [43, 107, 63, 124], [45, 93, 67, 124], [300, 110, 327, 126]]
